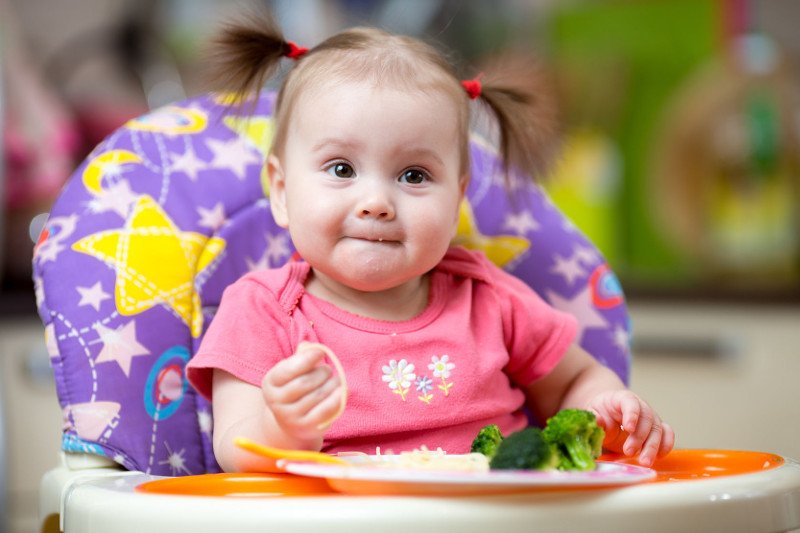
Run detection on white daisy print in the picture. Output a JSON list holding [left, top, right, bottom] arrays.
[[429, 355, 455, 396], [428, 355, 454, 379], [382, 359, 416, 401]]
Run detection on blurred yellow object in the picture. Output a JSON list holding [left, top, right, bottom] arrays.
[[546, 128, 622, 262]]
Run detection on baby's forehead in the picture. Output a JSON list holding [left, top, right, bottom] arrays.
[[288, 78, 460, 133], [298, 68, 454, 100], [293, 80, 458, 131]]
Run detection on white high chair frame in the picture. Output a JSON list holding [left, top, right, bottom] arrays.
[[39, 449, 800, 533]]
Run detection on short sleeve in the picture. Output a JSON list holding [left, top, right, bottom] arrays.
[[485, 256, 578, 386], [186, 275, 295, 400]]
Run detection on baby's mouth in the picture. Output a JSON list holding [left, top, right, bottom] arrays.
[[349, 234, 400, 244]]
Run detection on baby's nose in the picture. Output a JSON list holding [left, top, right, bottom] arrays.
[[359, 204, 393, 219], [355, 187, 395, 220]]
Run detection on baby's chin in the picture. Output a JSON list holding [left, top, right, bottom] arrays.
[[330, 271, 423, 293]]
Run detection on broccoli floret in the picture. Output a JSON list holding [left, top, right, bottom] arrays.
[[470, 424, 504, 459], [489, 427, 559, 471], [542, 409, 604, 471]]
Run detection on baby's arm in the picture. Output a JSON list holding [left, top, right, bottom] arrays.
[[211, 345, 343, 472], [525, 344, 674, 466]]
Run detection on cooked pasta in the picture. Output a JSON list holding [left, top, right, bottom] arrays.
[[300, 342, 348, 430]]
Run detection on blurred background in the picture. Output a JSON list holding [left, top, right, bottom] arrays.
[[1, 0, 798, 531]]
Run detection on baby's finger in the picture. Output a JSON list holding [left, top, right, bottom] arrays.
[[268, 365, 333, 405], [619, 393, 642, 434], [657, 422, 676, 457], [269, 375, 340, 433], [301, 382, 347, 429], [623, 405, 654, 456], [267, 346, 326, 387], [290, 373, 342, 417], [635, 420, 663, 466]]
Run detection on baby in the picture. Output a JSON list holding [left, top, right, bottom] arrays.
[[187, 12, 674, 473]]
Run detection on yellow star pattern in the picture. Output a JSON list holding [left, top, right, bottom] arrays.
[[223, 115, 274, 197], [72, 195, 226, 337], [452, 199, 530, 268]]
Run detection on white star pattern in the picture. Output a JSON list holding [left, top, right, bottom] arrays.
[[76, 281, 111, 311], [245, 252, 270, 272], [34, 275, 45, 311], [612, 324, 630, 354], [574, 243, 600, 266], [503, 210, 540, 235], [546, 286, 608, 344], [34, 214, 78, 263], [159, 442, 192, 476], [206, 138, 262, 179], [550, 253, 588, 286], [504, 171, 531, 192], [92, 321, 150, 377], [170, 144, 205, 181], [35, 239, 64, 263], [197, 409, 213, 436], [243, 227, 293, 271], [96, 157, 136, 185], [264, 232, 291, 264], [539, 191, 558, 211], [197, 203, 226, 231], [561, 216, 579, 234], [86, 180, 139, 219]]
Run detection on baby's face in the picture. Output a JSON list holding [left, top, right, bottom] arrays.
[[269, 79, 465, 293]]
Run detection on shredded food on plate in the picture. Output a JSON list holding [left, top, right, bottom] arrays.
[[353, 447, 490, 472]]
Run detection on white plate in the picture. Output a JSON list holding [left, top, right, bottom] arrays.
[[282, 455, 656, 495]]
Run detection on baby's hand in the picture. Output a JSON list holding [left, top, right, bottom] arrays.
[[261, 342, 344, 441], [586, 390, 675, 467]]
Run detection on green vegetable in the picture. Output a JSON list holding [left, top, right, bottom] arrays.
[[470, 409, 606, 472], [489, 427, 559, 470], [470, 424, 504, 459], [542, 408, 604, 472]]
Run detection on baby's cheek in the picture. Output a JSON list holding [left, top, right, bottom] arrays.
[[422, 212, 460, 245]]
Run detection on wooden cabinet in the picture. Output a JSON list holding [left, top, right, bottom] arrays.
[[0, 319, 62, 533], [629, 303, 800, 462]]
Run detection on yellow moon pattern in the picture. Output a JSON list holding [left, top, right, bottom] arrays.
[[126, 106, 207, 135], [82, 150, 143, 195]]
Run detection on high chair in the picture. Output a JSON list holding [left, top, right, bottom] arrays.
[[33, 90, 800, 533]]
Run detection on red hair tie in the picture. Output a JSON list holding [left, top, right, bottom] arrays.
[[461, 77, 482, 100], [284, 41, 309, 60]]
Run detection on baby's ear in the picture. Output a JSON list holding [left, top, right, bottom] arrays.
[[459, 173, 470, 199], [267, 155, 289, 228]]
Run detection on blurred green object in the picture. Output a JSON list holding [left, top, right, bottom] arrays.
[[549, 0, 719, 285]]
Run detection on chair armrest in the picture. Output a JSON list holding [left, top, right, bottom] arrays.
[[40, 452, 132, 532]]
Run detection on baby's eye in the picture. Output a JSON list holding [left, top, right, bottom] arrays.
[[326, 162, 355, 178], [399, 168, 429, 185]]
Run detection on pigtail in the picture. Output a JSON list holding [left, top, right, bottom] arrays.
[[203, 8, 289, 104], [476, 56, 562, 184]]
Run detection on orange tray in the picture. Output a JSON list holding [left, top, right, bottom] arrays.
[[137, 472, 336, 497], [136, 449, 785, 497], [604, 449, 784, 483]]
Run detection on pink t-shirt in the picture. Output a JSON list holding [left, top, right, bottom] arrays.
[[187, 247, 577, 454]]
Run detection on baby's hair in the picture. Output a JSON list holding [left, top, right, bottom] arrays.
[[205, 9, 560, 183], [478, 56, 561, 183]]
